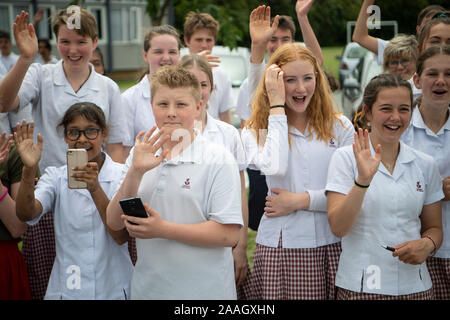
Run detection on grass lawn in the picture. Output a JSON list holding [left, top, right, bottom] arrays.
[[322, 46, 344, 80]]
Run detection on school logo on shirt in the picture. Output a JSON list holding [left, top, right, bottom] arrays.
[[416, 181, 424, 192], [329, 138, 336, 148], [182, 178, 191, 189]]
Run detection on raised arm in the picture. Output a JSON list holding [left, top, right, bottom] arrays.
[[296, 0, 323, 66], [106, 127, 168, 231], [352, 0, 379, 54], [14, 121, 44, 222], [327, 129, 381, 237], [0, 11, 37, 113], [249, 6, 279, 64]]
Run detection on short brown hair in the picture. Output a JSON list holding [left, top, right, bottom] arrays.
[[183, 11, 219, 42], [150, 65, 201, 104], [274, 15, 296, 40], [52, 6, 98, 40]]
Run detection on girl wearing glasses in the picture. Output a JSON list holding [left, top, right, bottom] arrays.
[[13, 103, 133, 300]]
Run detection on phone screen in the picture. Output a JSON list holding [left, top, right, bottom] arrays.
[[119, 197, 149, 219]]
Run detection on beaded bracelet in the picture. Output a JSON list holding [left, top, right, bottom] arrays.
[[0, 186, 8, 202]]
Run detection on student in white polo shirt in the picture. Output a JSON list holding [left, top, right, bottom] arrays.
[[107, 66, 243, 300], [326, 73, 443, 299], [14, 103, 133, 299], [0, 9, 127, 299], [178, 54, 250, 298], [121, 25, 182, 158], [401, 45, 450, 299], [182, 11, 234, 124], [241, 43, 354, 300]]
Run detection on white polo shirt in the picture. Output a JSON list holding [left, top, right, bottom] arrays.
[[17, 61, 128, 171], [121, 76, 156, 147], [199, 112, 247, 171], [122, 135, 243, 299], [376, 38, 389, 65], [326, 141, 444, 295], [241, 114, 354, 248], [0, 52, 19, 71], [0, 61, 32, 134], [402, 107, 450, 258], [235, 78, 251, 121], [28, 154, 134, 300], [208, 67, 234, 119]]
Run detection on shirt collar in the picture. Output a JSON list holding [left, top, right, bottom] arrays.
[[369, 138, 416, 178], [53, 61, 100, 92], [411, 106, 450, 133], [164, 130, 205, 165], [202, 112, 219, 134], [139, 75, 151, 99]]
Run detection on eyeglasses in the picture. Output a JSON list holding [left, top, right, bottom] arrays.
[[66, 128, 101, 141], [389, 59, 411, 67]]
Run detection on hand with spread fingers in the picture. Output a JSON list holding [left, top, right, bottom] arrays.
[[14, 120, 43, 169], [296, 0, 315, 18], [197, 50, 221, 68], [13, 11, 38, 62], [352, 128, 381, 186], [249, 5, 279, 46], [131, 126, 169, 175]]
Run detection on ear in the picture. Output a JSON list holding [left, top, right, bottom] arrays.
[[142, 49, 148, 63], [413, 73, 421, 89], [184, 35, 190, 48], [362, 104, 372, 121], [101, 128, 108, 144], [92, 37, 98, 50]]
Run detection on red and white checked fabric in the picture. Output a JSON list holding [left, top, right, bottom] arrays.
[[22, 211, 56, 300], [237, 265, 253, 300], [128, 237, 137, 266], [336, 287, 434, 300], [247, 233, 341, 300], [427, 256, 450, 300]]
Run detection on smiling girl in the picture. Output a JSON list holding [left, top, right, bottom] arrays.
[[14, 103, 133, 299], [241, 43, 354, 299], [121, 25, 181, 157], [402, 45, 450, 299], [326, 73, 443, 299]]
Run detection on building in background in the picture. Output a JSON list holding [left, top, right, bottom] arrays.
[[0, 0, 163, 74]]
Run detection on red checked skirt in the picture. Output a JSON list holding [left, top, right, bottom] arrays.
[[0, 241, 31, 299], [246, 233, 341, 300], [22, 211, 56, 300], [336, 287, 434, 300], [427, 256, 450, 300]]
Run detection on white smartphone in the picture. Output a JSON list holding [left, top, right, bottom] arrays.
[[67, 149, 88, 189]]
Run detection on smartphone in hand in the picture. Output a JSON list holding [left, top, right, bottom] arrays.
[[119, 197, 149, 225], [67, 149, 88, 189]]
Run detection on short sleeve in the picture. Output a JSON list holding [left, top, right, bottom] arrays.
[[326, 147, 356, 195], [29, 166, 59, 225], [18, 63, 42, 110], [424, 157, 445, 205], [207, 152, 243, 226], [376, 38, 389, 65]]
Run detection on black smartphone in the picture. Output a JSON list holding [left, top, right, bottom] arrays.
[[119, 197, 148, 224]]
